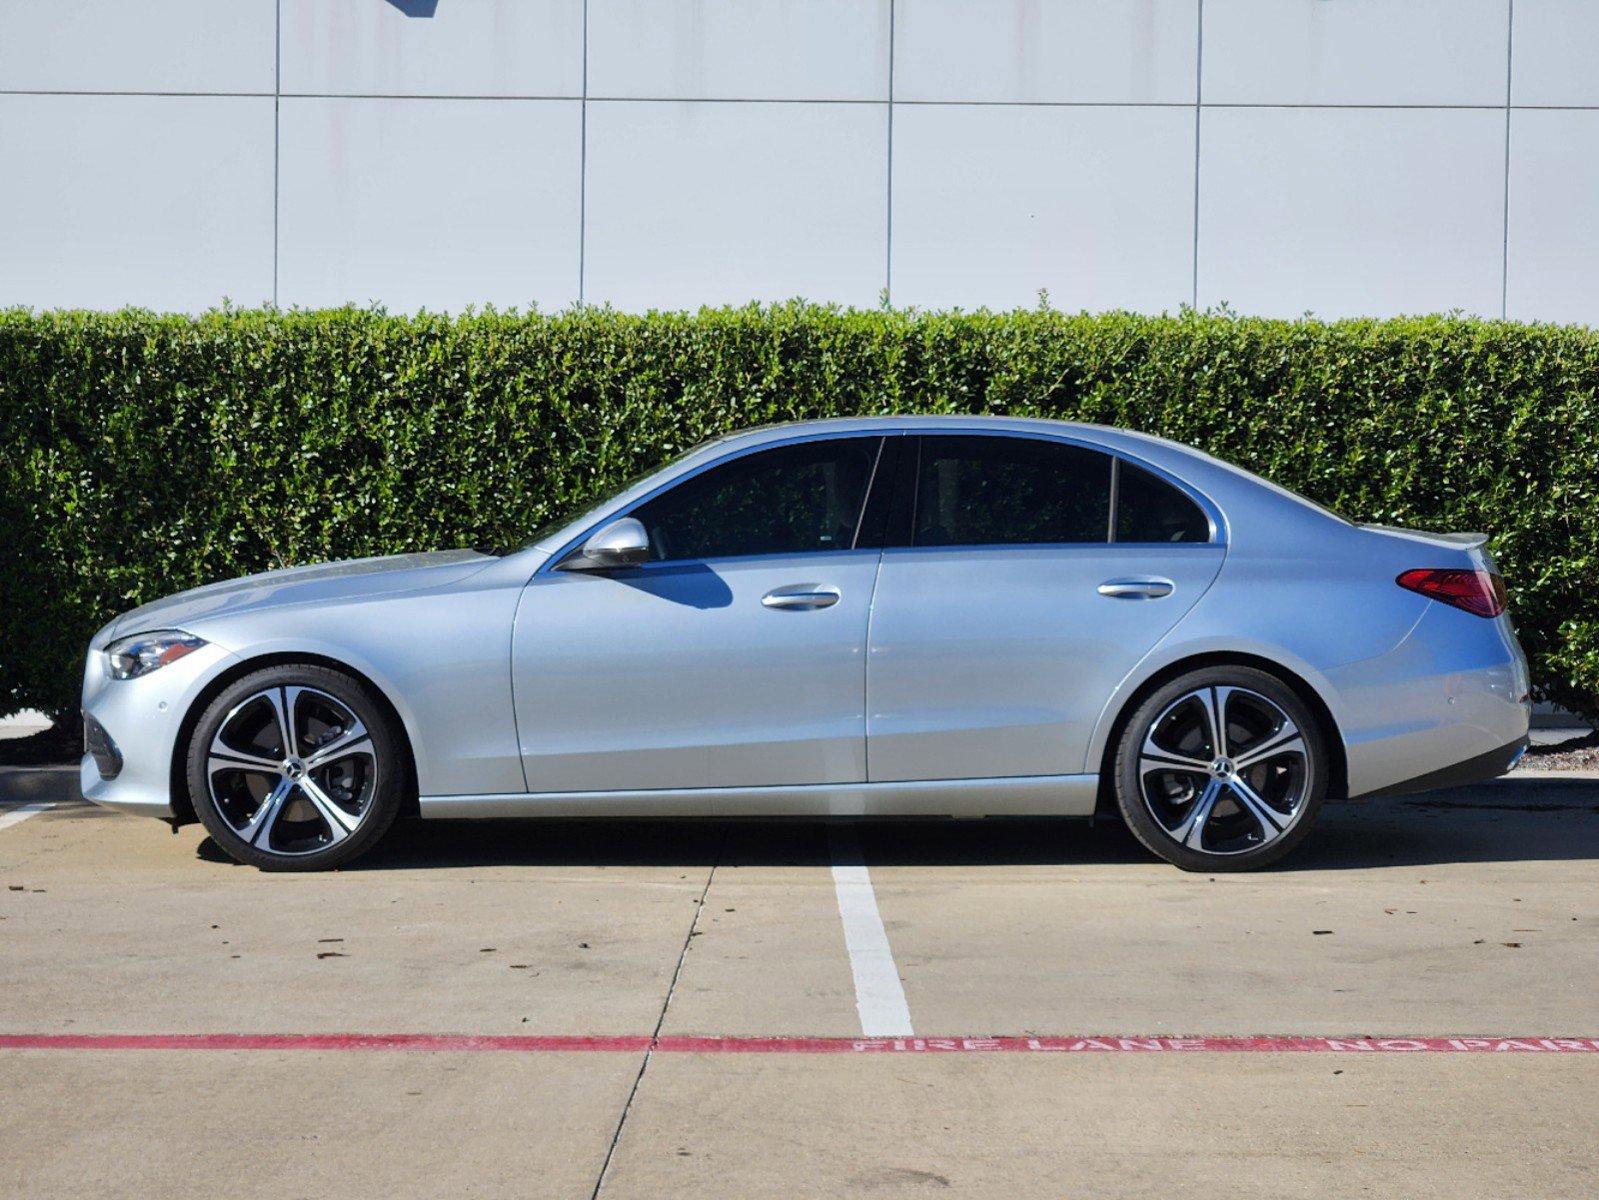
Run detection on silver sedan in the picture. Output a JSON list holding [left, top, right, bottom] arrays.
[[80, 417, 1531, 872]]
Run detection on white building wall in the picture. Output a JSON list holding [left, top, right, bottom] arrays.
[[1, 0, 1595, 322]]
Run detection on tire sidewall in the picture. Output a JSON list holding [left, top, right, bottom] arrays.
[[187, 664, 403, 872], [1114, 666, 1327, 872]]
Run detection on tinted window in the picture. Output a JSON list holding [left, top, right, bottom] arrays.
[[630, 438, 880, 562], [912, 436, 1112, 547], [1115, 461, 1210, 543], [526, 440, 714, 547]]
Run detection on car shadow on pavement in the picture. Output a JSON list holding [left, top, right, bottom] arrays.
[[193, 775, 1599, 872], [1289, 776, 1599, 871]]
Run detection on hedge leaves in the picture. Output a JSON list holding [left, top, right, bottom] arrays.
[[2, 304, 1594, 721]]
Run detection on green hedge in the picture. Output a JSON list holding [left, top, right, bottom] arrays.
[[2, 304, 1596, 722]]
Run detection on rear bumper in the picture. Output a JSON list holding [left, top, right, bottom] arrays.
[[1332, 604, 1530, 799], [1359, 735, 1528, 800]]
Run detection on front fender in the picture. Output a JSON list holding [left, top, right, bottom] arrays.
[[203, 636, 435, 791], [183, 578, 527, 797]]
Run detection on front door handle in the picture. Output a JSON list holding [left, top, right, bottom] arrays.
[[1098, 577, 1175, 600], [762, 584, 841, 611]]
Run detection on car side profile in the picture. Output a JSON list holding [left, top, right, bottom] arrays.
[[80, 416, 1531, 872]]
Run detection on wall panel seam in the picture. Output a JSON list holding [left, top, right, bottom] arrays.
[[4, 90, 1591, 113], [272, 0, 281, 306], [885, 0, 895, 302], [1192, 0, 1203, 309], [1501, 0, 1514, 318], [579, 0, 589, 304]]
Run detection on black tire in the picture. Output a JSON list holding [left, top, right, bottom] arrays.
[[186, 664, 404, 871], [1113, 665, 1328, 872]]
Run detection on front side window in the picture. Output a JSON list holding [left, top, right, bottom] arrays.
[[629, 437, 880, 562], [911, 436, 1112, 547]]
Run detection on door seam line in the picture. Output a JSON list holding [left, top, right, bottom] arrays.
[[863, 544, 887, 783], [506, 582, 533, 793]]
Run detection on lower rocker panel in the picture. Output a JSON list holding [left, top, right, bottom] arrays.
[[419, 774, 1099, 819]]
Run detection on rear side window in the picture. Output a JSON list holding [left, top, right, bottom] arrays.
[[912, 436, 1112, 547], [629, 437, 880, 562], [1115, 461, 1210, 543]]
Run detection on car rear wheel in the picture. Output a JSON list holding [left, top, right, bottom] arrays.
[[1113, 666, 1327, 872], [186, 664, 404, 871]]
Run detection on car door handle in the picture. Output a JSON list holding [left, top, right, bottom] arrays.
[[1098, 577, 1175, 600], [761, 585, 841, 611]]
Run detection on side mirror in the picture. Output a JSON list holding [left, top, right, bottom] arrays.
[[564, 517, 650, 571]]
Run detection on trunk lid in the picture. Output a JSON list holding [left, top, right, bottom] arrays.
[[1358, 524, 1489, 553]]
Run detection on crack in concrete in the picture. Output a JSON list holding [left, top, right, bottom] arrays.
[[589, 828, 726, 1199]]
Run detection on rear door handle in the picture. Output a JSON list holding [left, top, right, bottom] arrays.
[[1098, 577, 1174, 600], [762, 584, 841, 611]]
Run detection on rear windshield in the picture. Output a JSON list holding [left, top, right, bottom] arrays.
[[1257, 477, 1353, 525]]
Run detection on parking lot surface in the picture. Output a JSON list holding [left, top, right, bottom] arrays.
[[2, 773, 1597, 1198]]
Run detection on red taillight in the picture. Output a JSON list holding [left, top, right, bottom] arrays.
[[1396, 568, 1507, 618]]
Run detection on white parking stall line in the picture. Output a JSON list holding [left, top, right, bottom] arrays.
[[829, 824, 914, 1038], [0, 803, 58, 833]]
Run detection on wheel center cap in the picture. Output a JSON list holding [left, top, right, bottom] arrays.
[[282, 758, 306, 781], [1209, 757, 1234, 779]]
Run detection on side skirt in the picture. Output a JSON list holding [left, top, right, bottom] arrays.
[[419, 774, 1099, 820]]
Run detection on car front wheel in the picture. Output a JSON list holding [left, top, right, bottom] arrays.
[[1113, 666, 1327, 872], [186, 664, 404, 871]]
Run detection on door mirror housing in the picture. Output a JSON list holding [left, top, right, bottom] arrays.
[[563, 517, 650, 571]]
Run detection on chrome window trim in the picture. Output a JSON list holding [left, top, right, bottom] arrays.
[[878, 541, 1224, 556], [551, 546, 887, 575], [536, 424, 1227, 576]]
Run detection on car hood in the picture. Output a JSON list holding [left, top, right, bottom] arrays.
[[96, 549, 496, 647]]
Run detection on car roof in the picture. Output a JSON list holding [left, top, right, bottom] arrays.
[[708, 417, 1351, 532], [700, 415, 1218, 480], [527, 416, 1350, 559]]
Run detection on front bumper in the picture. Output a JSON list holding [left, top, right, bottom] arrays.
[[82, 712, 123, 780], [79, 640, 240, 819]]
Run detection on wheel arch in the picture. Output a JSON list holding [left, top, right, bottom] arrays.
[[1092, 651, 1349, 815], [168, 651, 420, 827]]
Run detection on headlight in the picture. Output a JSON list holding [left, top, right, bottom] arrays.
[[105, 630, 206, 680]]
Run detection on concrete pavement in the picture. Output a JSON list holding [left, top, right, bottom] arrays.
[[2, 774, 1596, 1197]]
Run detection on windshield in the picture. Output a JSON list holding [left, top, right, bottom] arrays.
[[523, 437, 723, 548]]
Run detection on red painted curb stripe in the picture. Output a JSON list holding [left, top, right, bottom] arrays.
[[3, 1034, 1599, 1054], [0, 1034, 648, 1053]]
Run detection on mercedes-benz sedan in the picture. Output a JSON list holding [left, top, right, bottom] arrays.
[[81, 417, 1531, 871]]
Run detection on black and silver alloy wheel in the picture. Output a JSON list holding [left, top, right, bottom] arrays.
[[209, 685, 374, 854], [1114, 666, 1327, 871], [187, 665, 403, 871]]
